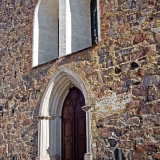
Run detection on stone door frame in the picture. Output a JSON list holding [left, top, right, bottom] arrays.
[[36, 67, 92, 160]]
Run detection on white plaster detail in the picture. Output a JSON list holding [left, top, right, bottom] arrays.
[[37, 68, 91, 160], [36, 157, 55, 160], [95, 92, 132, 112], [82, 105, 91, 112], [32, 0, 59, 67], [59, 0, 92, 56], [35, 116, 57, 120], [59, 0, 66, 57], [84, 153, 93, 160], [66, 0, 72, 54], [97, 0, 101, 42], [81, 105, 92, 156], [32, 0, 40, 67]]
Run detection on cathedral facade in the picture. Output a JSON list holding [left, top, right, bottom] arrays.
[[0, 0, 160, 159]]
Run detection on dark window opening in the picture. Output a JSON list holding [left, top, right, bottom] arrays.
[[91, 0, 98, 45]]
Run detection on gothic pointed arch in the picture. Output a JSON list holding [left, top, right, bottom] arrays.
[[36, 68, 92, 160]]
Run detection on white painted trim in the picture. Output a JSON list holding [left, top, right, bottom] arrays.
[[32, 0, 59, 67], [59, 0, 66, 57], [85, 153, 93, 160], [36, 156, 55, 160], [32, 0, 41, 67], [86, 109, 91, 153], [66, 0, 72, 54], [97, 0, 101, 42], [37, 67, 92, 159]]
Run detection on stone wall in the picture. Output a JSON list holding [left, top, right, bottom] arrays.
[[0, 0, 160, 159]]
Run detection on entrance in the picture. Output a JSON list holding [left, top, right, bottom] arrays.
[[62, 87, 86, 160]]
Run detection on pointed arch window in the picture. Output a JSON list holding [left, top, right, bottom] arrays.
[[32, 0, 100, 67]]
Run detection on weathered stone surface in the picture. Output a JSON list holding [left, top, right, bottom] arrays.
[[132, 85, 146, 96], [0, 134, 4, 146], [136, 104, 153, 115], [129, 129, 148, 139], [118, 141, 135, 149], [143, 75, 160, 87], [22, 152, 27, 159], [156, 43, 160, 51], [133, 33, 147, 44], [155, 153, 160, 160], [118, 116, 140, 128], [142, 115, 160, 126], [22, 119, 33, 126], [99, 131, 112, 138], [125, 100, 139, 110], [132, 152, 151, 159], [0, 148, 2, 157], [118, 0, 126, 6], [153, 127, 160, 135], [0, 0, 160, 159], [136, 143, 159, 153], [20, 95, 28, 102], [8, 144, 14, 153]]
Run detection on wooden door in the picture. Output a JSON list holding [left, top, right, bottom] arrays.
[[62, 87, 86, 160]]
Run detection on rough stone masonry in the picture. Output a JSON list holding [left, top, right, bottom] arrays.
[[0, 0, 160, 159]]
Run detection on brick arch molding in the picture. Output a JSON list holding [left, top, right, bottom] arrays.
[[36, 67, 92, 160]]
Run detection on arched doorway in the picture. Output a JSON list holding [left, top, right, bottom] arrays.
[[62, 87, 86, 160], [36, 68, 92, 160]]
